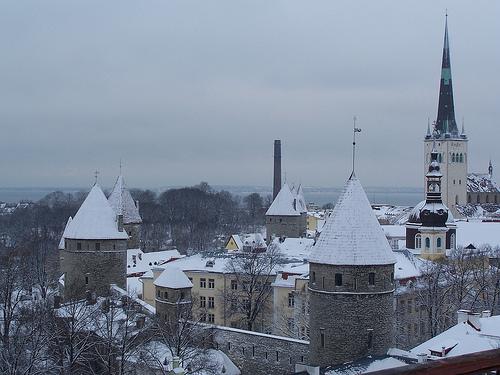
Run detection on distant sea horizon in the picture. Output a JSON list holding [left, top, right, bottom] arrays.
[[0, 185, 424, 207]]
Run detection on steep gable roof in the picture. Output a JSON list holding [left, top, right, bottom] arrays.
[[265, 183, 301, 216], [64, 184, 129, 240], [108, 175, 142, 224], [309, 176, 396, 266], [58, 216, 72, 250], [295, 184, 308, 213]]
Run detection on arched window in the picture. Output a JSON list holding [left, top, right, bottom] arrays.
[[450, 234, 456, 250], [437, 237, 442, 248], [456, 195, 459, 204], [460, 153, 464, 163], [415, 234, 422, 249], [452, 153, 456, 162], [425, 237, 430, 249]]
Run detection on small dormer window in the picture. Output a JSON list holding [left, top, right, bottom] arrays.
[[206, 260, 215, 268]]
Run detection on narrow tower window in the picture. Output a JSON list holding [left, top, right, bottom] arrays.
[[334, 273, 342, 287], [320, 330, 325, 348], [425, 237, 430, 249], [437, 237, 442, 248], [368, 272, 375, 286], [415, 234, 422, 249]]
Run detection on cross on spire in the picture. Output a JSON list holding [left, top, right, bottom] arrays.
[[94, 170, 100, 185]]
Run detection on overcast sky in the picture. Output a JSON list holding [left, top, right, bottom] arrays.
[[1, 1, 498, 189]]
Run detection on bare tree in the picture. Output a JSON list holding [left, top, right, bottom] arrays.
[[224, 244, 284, 331]]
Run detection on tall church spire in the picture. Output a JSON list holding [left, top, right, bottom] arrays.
[[435, 14, 459, 137]]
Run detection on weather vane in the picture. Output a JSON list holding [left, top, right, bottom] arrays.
[[94, 170, 100, 185], [352, 116, 362, 175]]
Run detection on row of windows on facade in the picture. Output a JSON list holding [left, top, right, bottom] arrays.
[[429, 152, 466, 164], [194, 277, 271, 292], [156, 289, 187, 301], [415, 234, 455, 250], [199, 296, 215, 309], [310, 271, 393, 287], [220, 341, 305, 364], [199, 312, 215, 323], [67, 241, 115, 251]]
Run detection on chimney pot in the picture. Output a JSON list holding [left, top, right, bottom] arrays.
[[417, 353, 427, 363]]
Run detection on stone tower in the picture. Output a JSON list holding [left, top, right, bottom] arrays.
[[154, 265, 193, 325], [273, 140, 282, 201], [406, 147, 456, 260], [265, 183, 307, 243], [60, 184, 128, 300], [108, 174, 142, 249], [308, 175, 396, 367], [424, 15, 467, 217]]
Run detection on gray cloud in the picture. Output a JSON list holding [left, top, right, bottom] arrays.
[[1, 0, 499, 189]]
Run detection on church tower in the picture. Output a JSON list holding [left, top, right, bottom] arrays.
[[308, 175, 396, 367], [424, 15, 467, 217], [407, 147, 456, 260]]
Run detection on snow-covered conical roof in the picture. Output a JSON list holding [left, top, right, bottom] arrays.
[[309, 176, 396, 266], [58, 216, 72, 250], [154, 266, 193, 289], [265, 183, 301, 216], [295, 184, 308, 213], [64, 184, 129, 240], [108, 175, 142, 224]]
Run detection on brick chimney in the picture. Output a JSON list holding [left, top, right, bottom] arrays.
[[273, 140, 282, 200]]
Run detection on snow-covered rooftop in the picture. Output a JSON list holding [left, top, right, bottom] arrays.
[[265, 183, 301, 216], [154, 265, 193, 289], [295, 184, 308, 213], [64, 184, 129, 240], [309, 176, 396, 266], [108, 175, 142, 224], [274, 237, 314, 262], [127, 248, 182, 275], [456, 220, 500, 248], [467, 173, 500, 193], [411, 313, 500, 359]]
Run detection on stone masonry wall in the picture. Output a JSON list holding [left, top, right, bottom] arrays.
[[212, 326, 309, 375], [61, 238, 127, 300], [308, 262, 395, 367], [266, 213, 307, 243]]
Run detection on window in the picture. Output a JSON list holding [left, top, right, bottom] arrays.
[[208, 279, 215, 289], [425, 237, 430, 249], [95, 242, 100, 251], [450, 234, 456, 250], [208, 313, 215, 323], [164, 291, 169, 299], [390, 272, 394, 283], [200, 278, 206, 288], [368, 272, 375, 286], [407, 300, 412, 314], [456, 195, 459, 204], [231, 280, 238, 290], [437, 237, 442, 248], [320, 331, 325, 348], [157, 289, 161, 298], [180, 292, 184, 300], [252, 345, 255, 357], [77, 242, 82, 250], [334, 273, 342, 286], [460, 153, 464, 163], [322, 276, 325, 288], [85, 275, 89, 285], [288, 293, 295, 307], [415, 234, 422, 249], [200, 296, 206, 308], [452, 153, 456, 162], [200, 313, 206, 322], [311, 271, 316, 283], [276, 351, 279, 362], [208, 296, 214, 309]]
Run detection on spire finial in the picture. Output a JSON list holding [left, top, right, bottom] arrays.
[[427, 118, 431, 136], [94, 170, 100, 185], [119, 158, 122, 175], [352, 116, 362, 176]]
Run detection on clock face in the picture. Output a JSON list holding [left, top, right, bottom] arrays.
[[428, 182, 440, 193]]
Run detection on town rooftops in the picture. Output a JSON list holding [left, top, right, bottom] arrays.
[[108, 175, 142, 224], [467, 173, 500, 193], [309, 176, 396, 266], [153, 265, 193, 289], [265, 183, 301, 216], [63, 184, 129, 240]]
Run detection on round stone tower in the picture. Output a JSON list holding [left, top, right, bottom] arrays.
[[60, 183, 128, 300], [154, 265, 193, 325], [308, 175, 396, 367]]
